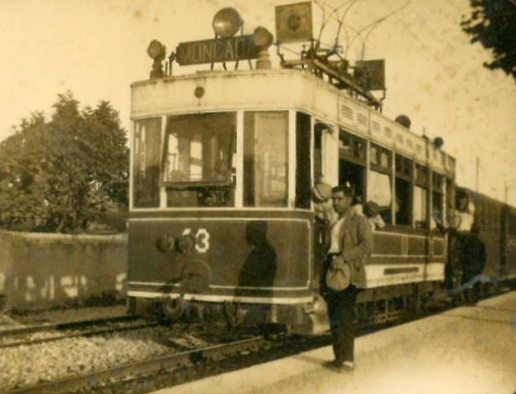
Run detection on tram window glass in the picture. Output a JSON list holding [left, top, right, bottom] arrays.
[[432, 172, 444, 225], [446, 179, 454, 207], [414, 186, 428, 228], [368, 170, 392, 222], [133, 118, 162, 208], [339, 160, 364, 196], [163, 113, 236, 207], [296, 113, 311, 209], [314, 124, 324, 183], [244, 111, 289, 207], [368, 143, 393, 222], [339, 130, 366, 165], [370, 144, 392, 172], [415, 164, 429, 186], [395, 178, 412, 225], [414, 165, 429, 228], [339, 130, 366, 205], [394, 155, 412, 225], [395, 155, 412, 178], [339, 132, 351, 150]]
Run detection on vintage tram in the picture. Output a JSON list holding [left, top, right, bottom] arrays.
[[127, 5, 465, 332]]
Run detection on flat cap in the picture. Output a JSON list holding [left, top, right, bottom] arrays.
[[312, 182, 332, 202]]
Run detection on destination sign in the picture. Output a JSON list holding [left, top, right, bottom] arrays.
[[176, 36, 259, 66]]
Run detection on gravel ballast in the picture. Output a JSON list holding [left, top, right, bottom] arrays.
[[0, 326, 183, 392]]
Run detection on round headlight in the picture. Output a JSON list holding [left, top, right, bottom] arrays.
[[147, 40, 166, 60], [212, 8, 242, 38]]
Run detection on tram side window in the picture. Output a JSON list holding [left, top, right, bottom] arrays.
[[314, 124, 324, 183], [414, 164, 429, 228], [339, 130, 366, 204], [133, 118, 161, 208], [296, 112, 311, 209], [394, 155, 412, 225], [369, 171, 392, 222], [446, 178, 455, 213], [432, 172, 444, 227], [244, 111, 288, 207], [369, 144, 393, 223]]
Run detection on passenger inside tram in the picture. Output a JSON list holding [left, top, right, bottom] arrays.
[[363, 201, 386, 231]]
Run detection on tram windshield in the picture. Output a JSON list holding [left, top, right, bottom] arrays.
[[160, 112, 236, 208], [163, 113, 235, 185]]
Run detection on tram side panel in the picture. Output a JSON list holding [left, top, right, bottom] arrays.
[[127, 213, 313, 305], [366, 231, 446, 288]]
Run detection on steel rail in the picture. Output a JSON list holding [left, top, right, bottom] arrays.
[[0, 321, 159, 349], [0, 314, 138, 338], [7, 336, 263, 394]]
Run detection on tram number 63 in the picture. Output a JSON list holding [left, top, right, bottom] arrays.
[[182, 228, 210, 253]]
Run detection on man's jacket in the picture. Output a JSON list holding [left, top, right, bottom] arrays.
[[324, 211, 373, 290]]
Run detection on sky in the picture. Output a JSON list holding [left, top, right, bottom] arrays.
[[1, 0, 515, 205]]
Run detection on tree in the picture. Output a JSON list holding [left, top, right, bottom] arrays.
[[461, 0, 516, 81], [0, 92, 128, 233]]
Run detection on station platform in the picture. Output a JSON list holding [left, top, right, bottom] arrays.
[[151, 291, 516, 394]]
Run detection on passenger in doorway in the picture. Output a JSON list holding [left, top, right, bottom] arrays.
[[460, 223, 486, 303], [312, 181, 336, 286], [434, 210, 464, 295], [455, 194, 475, 232], [321, 184, 373, 372], [363, 201, 385, 231], [312, 182, 337, 225]]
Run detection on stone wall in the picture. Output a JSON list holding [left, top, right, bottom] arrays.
[[0, 230, 127, 309]]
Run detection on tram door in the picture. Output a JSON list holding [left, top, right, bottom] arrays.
[[312, 123, 325, 288], [312, 122, 335, 288]]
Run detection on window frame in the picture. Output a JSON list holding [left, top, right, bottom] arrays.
[[157, 112, 238, 209], [131, 117, 163, 209], [161, 112, 237, 188], [339, 129, 367, 166], [243, 110, 290, 209]]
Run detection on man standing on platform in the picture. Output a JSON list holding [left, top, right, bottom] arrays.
[[321, 184, 373, 372]]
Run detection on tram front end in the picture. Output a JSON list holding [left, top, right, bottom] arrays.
[[127, 71, 319, 331]]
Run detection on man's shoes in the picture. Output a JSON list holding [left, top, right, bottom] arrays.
[[322, 360, 355, 372], [322, 360, 343, 369]]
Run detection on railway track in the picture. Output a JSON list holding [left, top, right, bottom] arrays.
[[6, 336, 264, 394], [0, 314, 136, 337], [2, 287, 512, 394], [0, 315, 158, 349]]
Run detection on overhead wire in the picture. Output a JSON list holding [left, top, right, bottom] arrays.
[[333, 0, 365, 52], [345, 0, 413, 58], [313, 0, 358, 49]]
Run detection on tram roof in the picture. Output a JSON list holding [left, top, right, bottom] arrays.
[[131, 67, 455, 178]]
